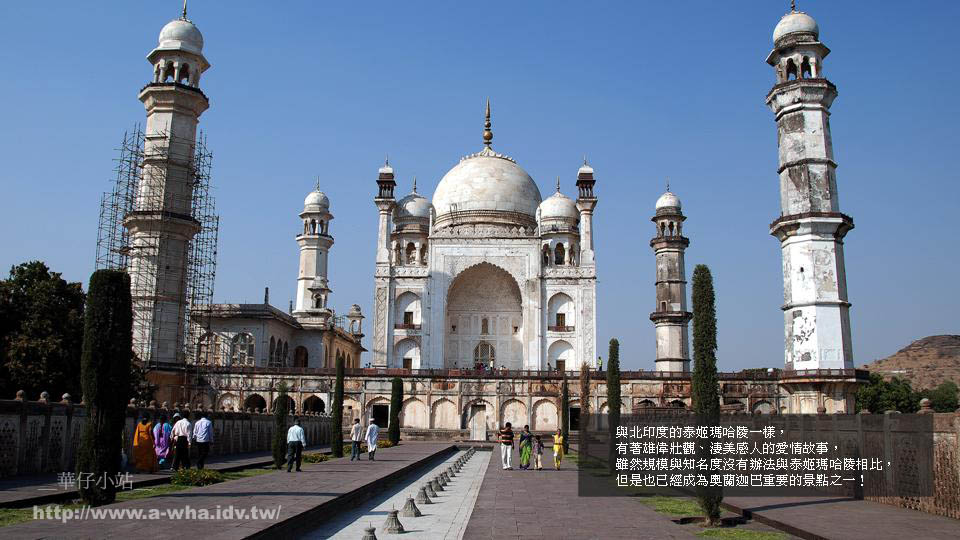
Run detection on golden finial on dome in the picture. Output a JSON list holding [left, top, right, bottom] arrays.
[[181, 0, 188, 20], [483, 98, 493, 148]]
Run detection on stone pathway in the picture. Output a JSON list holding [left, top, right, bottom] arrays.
[[303, 448, 489, 539], [461, 448, 696, 540], [722, 494, 960, 540], [1, 442, 454, 539], [0, 448, 321, 507]]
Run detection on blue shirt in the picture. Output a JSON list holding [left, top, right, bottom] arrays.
[[192, 418, 213, 443]]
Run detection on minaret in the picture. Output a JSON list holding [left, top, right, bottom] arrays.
[[124, 7, 210, 366], [649, 188, 691, 372], [294, 180, 334, 326], [575, 158, 598, 266], [372, 159, 396, 367], [766, 6, 854, 371]]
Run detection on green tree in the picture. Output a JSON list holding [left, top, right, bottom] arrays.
[[691, 264, 722, 526], [76, 270, 131, 506], [389, 377, 402, 445], [272, 382, 290, 469], [579, 361, 592, 457], [0, 261, 85, 399], [606, 338, 621, 474], [331, 355, 344, 457], [856, 373, 920, 413], [920, 381, 959, 412], [560, 372, 570, 453]]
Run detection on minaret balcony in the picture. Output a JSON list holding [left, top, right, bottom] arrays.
[[649, 311, 692, 324]]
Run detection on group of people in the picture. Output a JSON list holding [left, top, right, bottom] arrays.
[[348, 418, 382, 461], [130, 411, 214, 473], [497, 422, 564, 471]]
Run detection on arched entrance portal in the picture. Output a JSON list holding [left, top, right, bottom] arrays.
[[445, 263, 523, 369]]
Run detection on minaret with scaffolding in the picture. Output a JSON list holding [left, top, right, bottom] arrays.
[[95, 6, 218, 403]]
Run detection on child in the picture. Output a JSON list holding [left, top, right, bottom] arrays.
[[533, 435, 544, 471]]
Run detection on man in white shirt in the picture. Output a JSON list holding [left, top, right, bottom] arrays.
[[170, 412, 192, 470], [349, 418, 364, 461], [365, 418, 380, 461], [192, 412, 213, 469], [286, 417, 307, 472]]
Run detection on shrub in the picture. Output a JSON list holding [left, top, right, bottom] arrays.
[[77, 270, 132, 506], [171, 468, 224, 486], [302, 452, 330, 464]]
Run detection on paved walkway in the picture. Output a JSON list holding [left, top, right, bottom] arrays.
[[462, 449, 695, 540], [1, 442, 453, 539], [722, 494, 960, 540], [0, 448, 328, 507]]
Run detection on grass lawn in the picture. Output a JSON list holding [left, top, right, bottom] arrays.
[[697, 529, 788, 540], [0, 466, 276, 528]]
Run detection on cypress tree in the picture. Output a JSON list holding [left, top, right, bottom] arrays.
[[272, 382, 290, 469], [606, 338, 621, 473], [331, 355, 344, 457], [579, 361, 592, 456], [691, 264, 722, 525], [388, 377, 402, 445], [76, 270, 132, 506], [560, 372, 570, 453]]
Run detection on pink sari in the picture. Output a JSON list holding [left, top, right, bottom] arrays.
[[153, 422, 172, 464]]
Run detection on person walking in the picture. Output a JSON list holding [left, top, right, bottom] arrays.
[[552, 428, 564, 470], [285, 417, 306, 472], [170, 413, 192, 470], [498, 422, 514, 470], [349, 418, 364, 461], [533, 435, 545, 470], [365, 418, 380, 461], [518, 425, 533, 470], [131, 415, 157, 473], [153, 415, 173, 469], [192, 412, 213, 469]]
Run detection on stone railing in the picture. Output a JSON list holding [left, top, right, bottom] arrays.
[[0, 391, 332, 479]]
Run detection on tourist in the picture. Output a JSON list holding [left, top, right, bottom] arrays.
[[153, 415, 173, 469], [131, 415, 157, 473], [170, 412, 192, 470], [518, 425, 532, 470], [498, 422, 514, 470], [192, 411, 213, 469], [365, 418, 380, 461], [286, 417, 306, 472], [552, 428, 564, 470], [349, 418, 363, 461], [533, 435, 544, 470]]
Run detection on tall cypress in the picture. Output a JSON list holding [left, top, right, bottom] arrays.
[[388, 377, 402, 445], [272, 382, 290, 469], [331, 355, 344, 457], [691, 264, 722, 525], [76, 270, 132, 506], [606, 338, 621, 473], [560, 372, 570, 453]]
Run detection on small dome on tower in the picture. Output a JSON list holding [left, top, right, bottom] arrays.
[[539, 191, 579, 222], [578, 161, 594, 176], [773, 11, 819, 44], [395, 190, 431, 220], [304, 189, 330, 211], [158, 18, 204, 55], [655, 191, 681, 211], [379, 162, 394, 175]]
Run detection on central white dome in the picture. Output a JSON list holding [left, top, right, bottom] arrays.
[[432, 148, 542, 227]]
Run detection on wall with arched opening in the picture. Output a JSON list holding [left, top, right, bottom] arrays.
[[532, 399, 558, 431], [547, 340, 575, 370], [547, 293, 575, 330], [244, 394, 266, 411], [395, 292, 422, 327], [394, 338, 420, 369], [303, 395, 325, 414], [400, 397, 428, 429], [501, 398, 527, 428], [430, 398, 458, 429], [445, 262, 523, 369]]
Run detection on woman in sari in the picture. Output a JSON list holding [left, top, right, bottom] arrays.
[[153, 415, 173, 469], [518, 425, 533, 470], [132, 415, 157, 473], [553, 428, 564, 470]]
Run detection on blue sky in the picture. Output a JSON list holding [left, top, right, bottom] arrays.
[[1, 1, 957, 371]]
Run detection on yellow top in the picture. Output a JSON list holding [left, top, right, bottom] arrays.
[[553, 434, 564, 448]]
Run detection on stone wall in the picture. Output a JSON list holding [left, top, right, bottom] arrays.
[[0, 396, 332, 479]]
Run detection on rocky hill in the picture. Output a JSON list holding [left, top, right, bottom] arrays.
[[861, 335, 960, 390]]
